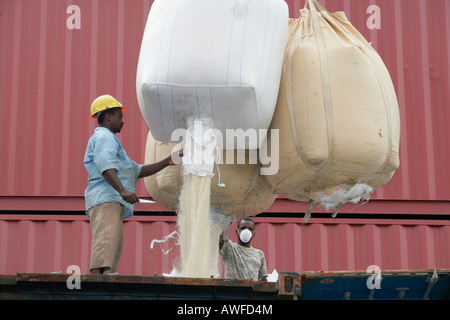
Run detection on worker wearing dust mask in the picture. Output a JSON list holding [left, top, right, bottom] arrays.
[[219, 217, 268, 281]]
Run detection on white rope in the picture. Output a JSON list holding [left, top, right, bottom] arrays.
[[150, 231, 179, 255]]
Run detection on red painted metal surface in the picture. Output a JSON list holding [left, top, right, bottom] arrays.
[[1, 215, 449, 276], [0, 0, 152, 199], [0, 0, 449, 214]]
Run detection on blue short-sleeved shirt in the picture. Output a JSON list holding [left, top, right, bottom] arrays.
[[84, 127, 142, 219]]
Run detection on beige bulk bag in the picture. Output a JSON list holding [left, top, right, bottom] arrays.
[[263, 0, 400, 218], [144, 131, 276, 218]]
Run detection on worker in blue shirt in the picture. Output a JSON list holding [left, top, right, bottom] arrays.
[[84, 94, 181, 275]]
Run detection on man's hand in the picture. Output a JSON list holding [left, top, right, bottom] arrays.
[[119, 190, 139, 204], [103, 169, 137, 203], [219, 228, 228, 249], [168, 148, 183, 165]]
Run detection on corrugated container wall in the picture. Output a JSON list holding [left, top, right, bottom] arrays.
[[1, 215, 449, 275], [0, 0, 152, 201], [0, 0, 449, 212]]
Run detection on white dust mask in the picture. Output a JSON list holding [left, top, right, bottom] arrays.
[[239, 229, 253, 243]]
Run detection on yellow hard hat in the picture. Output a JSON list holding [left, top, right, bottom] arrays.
[[90, 94, 126, 119]]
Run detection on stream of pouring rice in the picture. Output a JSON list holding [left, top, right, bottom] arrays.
[[175, 119, 228, 278], [177, 174, 221, 278]]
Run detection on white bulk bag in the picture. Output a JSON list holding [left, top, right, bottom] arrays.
[[136, 0, 288, 149], [263, 0, 400, 216]]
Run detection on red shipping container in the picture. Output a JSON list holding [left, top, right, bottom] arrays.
[[1, 215, 449, 276], [0, 0, 449, 276]]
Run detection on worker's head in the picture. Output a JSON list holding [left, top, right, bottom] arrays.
[[91, 94, 126, 133], [97, 107, 124, 134], [236, 217, 255, 245]]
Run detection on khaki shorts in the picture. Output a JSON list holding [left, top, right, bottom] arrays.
[[89, 202, 124, 274]]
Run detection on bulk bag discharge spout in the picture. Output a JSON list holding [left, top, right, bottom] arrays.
[[263, 0, 400, 221]]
